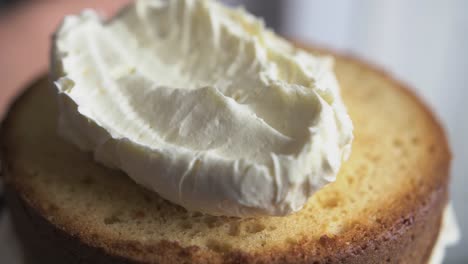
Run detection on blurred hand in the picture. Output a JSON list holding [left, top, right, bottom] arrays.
[[0, 0, 131, 117]]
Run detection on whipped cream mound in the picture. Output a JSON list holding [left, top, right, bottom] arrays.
[[52, 0, 353, 217]]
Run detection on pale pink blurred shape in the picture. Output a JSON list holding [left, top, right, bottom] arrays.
[[0, 0, 132, 117]]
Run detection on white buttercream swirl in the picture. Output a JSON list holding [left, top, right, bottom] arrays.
[[52, 0, 353, 217]]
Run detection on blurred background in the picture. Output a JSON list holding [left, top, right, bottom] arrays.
[[0, 0, 466, 263]]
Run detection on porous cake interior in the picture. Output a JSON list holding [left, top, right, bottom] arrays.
[[4, 51, 447, 255]]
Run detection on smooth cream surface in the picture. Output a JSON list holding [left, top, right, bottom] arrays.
[[52, 0, 353, 217]]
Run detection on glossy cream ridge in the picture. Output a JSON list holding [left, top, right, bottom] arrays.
[[51, 0, 353, 217]]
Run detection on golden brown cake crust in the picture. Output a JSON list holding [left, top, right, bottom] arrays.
[[1, 46, 450, 264], [5, 175, 445, 264]]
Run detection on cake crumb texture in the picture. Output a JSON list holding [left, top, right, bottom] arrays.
[[1, 46, 450, 263]]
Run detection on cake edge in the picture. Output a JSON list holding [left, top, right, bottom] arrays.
[[0, 45, 451, 263]]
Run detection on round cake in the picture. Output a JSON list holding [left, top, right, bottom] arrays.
[[1, 46, 450, 263]]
